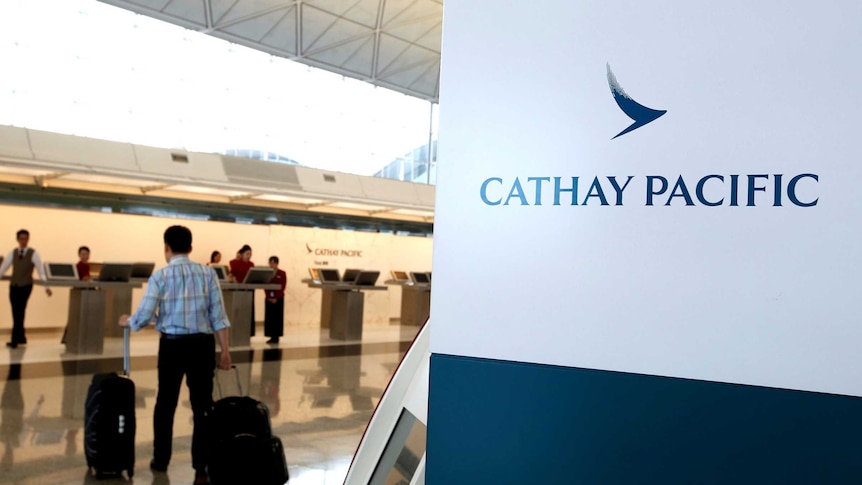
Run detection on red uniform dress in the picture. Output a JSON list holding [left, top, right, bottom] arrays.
[[229, 259, 254, 283], [76, 261, 90, 280]]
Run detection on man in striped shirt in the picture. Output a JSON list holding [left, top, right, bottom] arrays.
[[120, 225, 231, 485]]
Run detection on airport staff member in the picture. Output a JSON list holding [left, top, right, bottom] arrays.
[[228, 245, 254, 283], [229, 245, 256, 336], [119, 226, 231, 485], [0, 230, 52, 349], [62, 245, 93, 345], [264, 256, 286, 345], [76, 246, 91, 281]]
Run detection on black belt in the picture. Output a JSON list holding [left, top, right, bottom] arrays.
[[160, 333, 214, 340]]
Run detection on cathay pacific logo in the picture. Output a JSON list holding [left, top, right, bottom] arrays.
[[476, 64, 819, 208], [607, 63, 666, 139]]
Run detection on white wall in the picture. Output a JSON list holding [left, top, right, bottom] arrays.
[[431, 0, 862, 397], [0, 204, 432, 330]]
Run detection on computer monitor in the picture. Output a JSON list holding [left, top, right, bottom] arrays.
[[243, 267, 276, 284], [427, 272, 432, 281], [342, 269, 362, 283], [89, 262, 104, 276], [308, 268, 321, 281], [97, 263, 134, 282], [391, 270, 409, 282], [410, 272, 430, 284], [319, 269, 341, 284], [355, 271, 380, 286], [44, 263, 78, 280], [211, 265, 228, 281], [130, 262, 156, 279]]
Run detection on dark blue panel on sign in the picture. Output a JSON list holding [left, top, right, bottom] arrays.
[[427, 354, 862, 485]]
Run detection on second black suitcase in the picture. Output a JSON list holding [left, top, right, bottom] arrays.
[[209, 366, 288, 485]]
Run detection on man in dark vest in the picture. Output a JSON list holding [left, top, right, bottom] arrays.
[[0, 230, 52, 348]]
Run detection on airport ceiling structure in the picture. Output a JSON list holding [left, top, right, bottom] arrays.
[[98, 0, 443, 102]]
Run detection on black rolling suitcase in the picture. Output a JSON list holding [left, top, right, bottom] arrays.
[[84, 327, 136, 480], [209, 366, 289, 485]]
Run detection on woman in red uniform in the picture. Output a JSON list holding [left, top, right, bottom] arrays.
[[76, 246, 91, 281], [264, 256, 287, 344], [229, 245, 257, 336], [229, 245, 254, 283]]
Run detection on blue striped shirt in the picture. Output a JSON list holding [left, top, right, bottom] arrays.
[[128, 255, 230, 334]]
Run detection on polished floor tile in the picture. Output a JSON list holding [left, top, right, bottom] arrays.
[[0, 325, 421, 484]]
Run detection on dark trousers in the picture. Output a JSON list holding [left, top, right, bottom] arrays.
[[153, 334, 215, 472], [264, 299, 284, 338], [9, 285, 32, 344], [250, 301, 256, 337]]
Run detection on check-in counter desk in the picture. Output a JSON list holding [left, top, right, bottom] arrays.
[[385, 280, 431, 326], [220, 282, 281, 348], [302, 277, 333, 329], [305, 282, 388, 340], [103, 278, 149, 338], [28, 279, 143, 354]]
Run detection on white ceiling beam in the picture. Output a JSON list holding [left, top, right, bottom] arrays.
[[209, 2, 296, 32]]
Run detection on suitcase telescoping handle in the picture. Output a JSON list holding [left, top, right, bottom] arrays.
[[215, 365, 244, 399], [123, 326, 131, 377]]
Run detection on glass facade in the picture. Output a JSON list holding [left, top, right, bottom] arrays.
[[0, 0, 437, 178]]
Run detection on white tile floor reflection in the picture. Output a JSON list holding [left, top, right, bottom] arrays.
[[0, 325, 420, 484]]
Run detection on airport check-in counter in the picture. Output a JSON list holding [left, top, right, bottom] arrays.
[[103, 278, 150, 338], [301, 277, 333, 329], [385, 280, 431, 326], [43, 279, 142, 354], [306, 271, 387, 340], [220, 282, 280, 348]]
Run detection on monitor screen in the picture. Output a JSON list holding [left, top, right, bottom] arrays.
[[97, 263, 133, 282], [319, 269, 341, 283], [131, 262, 155, 278], [308, 268, 321, 280], [211, 265, 227, 280], [243, 267, 276, 284], [391, 270, 409, 281], [368, 408, 427, 485], [342, 269, 362, 283], [89, 262, 104, 275], [355, 271, 380, 286], [46, 263, 77, 280], [411, 272, 430, 284]]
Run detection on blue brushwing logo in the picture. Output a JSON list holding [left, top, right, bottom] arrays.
[[607, 63, 666, 139]]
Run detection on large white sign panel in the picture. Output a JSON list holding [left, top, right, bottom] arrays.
[[431, 1, 862, 396]]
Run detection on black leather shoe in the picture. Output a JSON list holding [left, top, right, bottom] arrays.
[[5, 342, 17, 349], [149, 459, 168, 472]]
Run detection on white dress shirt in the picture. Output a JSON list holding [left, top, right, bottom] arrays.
[[0, 247, 50, 288]]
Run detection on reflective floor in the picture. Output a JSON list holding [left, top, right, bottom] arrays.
[[0, 325, 420, 485]]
